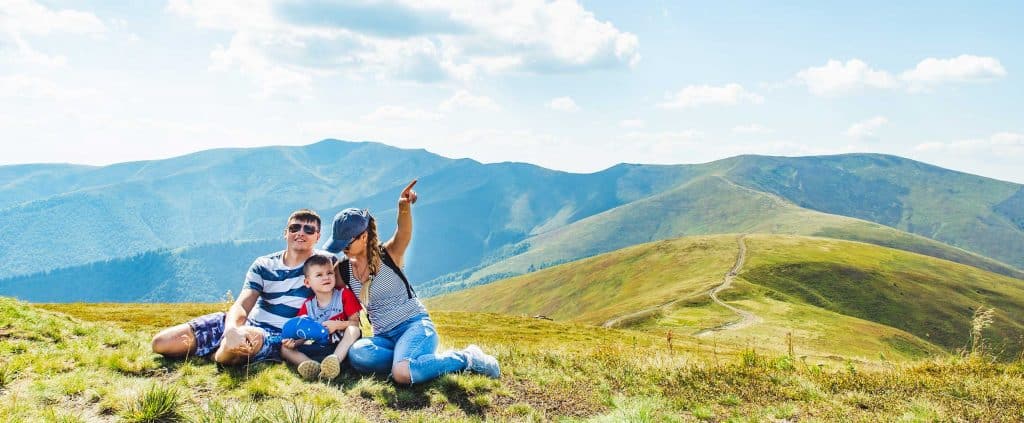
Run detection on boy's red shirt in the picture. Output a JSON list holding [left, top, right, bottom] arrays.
[[296, 286, 362, 321]]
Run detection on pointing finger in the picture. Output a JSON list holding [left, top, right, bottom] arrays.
[[402, 179, 418, 194]]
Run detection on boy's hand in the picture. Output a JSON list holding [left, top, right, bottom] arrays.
[[282, 339, 300, 350], [323, 320, 347, 333]]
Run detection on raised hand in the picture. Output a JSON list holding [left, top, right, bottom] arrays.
[[398, 179, 418, 209]]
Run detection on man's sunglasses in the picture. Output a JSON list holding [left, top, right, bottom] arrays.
[[287, 223, 319, 235]]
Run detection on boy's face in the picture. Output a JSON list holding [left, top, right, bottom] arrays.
[[303, 264, 335, 294]]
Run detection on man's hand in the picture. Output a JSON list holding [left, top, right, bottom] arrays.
[[398, 179, 417, 210], [282, 339, 301, 350], [222, 326, 263, 357]]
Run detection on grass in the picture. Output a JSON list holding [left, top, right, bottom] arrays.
[[4, 296, 1024, 421], [738, 234, 1024, 358], [431, 234, 1024, 361]]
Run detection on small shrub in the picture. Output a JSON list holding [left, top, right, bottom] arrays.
[[691, 404, 715, 421], [101, 346, 158, 375], [770, 355, 795, 371], [185, 400, 260, 423], [55, 371, 88, 396], [471, 394, 492, 408], [769, 403, 798, 420], [739, 349, 761, 368], [718, 393, 741, 406], [897, 399, 943, 423], [41, 407, 85, 423], [349, 377, 396, 406], [121, 385, 182, 423], [970, 306, 996, 356], [505, 402, 536, 417], [258, 401, 353, 423], [0, 363, 16, 389]]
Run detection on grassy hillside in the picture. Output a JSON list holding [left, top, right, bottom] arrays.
[[725, 154, 1024, 269], [431, 234, 1024, 360], [2, 299, 1020, 421], [426, 175, 1022, 295], [735, 235, 1024, 357]]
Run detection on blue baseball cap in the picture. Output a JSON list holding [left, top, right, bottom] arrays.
[[281, 316, 330, 345], [322, 208, 370, 254]]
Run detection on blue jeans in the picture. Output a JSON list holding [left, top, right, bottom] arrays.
[[348, 313, 467, 384]]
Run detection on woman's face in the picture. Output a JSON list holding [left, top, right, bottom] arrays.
[[343, 231, 367, 257]]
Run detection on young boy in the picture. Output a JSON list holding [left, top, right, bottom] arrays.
[[281, 254, 362, 380]]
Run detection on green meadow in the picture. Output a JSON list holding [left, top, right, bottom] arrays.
[[432, 234, 1024, 361], [3, 234, 1024, 421], [0, 297, 1019, 421]]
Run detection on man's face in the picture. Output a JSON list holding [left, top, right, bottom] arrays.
[[303, 264, 335, 294], [284, 218, 320, 252]]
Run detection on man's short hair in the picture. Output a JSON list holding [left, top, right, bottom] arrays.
[[303, 254, 334, 277], [289, 209, 321, 229]]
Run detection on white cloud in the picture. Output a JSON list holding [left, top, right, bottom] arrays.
[[845, 116, 888, 141], [547, 96, 579, 112], [0, 0, 107, 36], [915, 132, 1024, 157], [796, 59, 897, 96], [901, 55, 1006, 84], [440, 90, 500, 112], [901, 55, 1006, 92], [167, 0, 640, 97], [657, 83, 763, 108], [619, 119, 645, 129], [732, 124, 772, 134], [363, 105, 442, 122], [0, 75, 100, 100], [796, 55, 1006, 96], [0, 0, 108, 67]]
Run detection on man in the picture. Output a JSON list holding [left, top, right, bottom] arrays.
[[151, 209, 327, 364]]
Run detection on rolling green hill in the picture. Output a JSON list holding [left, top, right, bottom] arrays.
[[424, 175, 1023, 295], [430, 234, 1024, 360], [5, 298, 1023, 421], [725, 154, 1024, 269]]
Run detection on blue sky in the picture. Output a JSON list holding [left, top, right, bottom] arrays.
[[2, 0, 1022, 183]]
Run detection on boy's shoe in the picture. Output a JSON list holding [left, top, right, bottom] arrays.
[[319, 354, 341, 380], [297, 360, 320, 381], [463, 344, 500, 379]]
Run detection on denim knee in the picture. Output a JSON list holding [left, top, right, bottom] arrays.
[[349, 339, 391, 374]]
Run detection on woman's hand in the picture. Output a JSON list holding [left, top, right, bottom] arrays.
[[398, 179, 417, 211]]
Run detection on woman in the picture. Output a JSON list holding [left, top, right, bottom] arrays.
[[322, 180, 500, 384]]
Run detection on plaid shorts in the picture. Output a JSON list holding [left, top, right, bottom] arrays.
[[186, 312, 282, 362]]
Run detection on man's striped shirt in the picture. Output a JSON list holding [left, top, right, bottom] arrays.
[[244, 250, 330, 332]]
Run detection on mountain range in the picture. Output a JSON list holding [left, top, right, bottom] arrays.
[[0, 139, 1021, 302]]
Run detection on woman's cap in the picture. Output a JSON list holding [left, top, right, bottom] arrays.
[[322, 208, 370, 253]]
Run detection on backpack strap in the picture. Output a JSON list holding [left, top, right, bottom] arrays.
[[338, 257, 352, 290], [337, 256, 370, 325], [380, 245, 416, 299]]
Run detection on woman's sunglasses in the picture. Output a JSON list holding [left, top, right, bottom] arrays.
[[287, 223, 318, 235]]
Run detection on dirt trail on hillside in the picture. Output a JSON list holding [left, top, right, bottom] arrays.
[[694, 235, 762, 336], [601, 235, 762, 332]]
